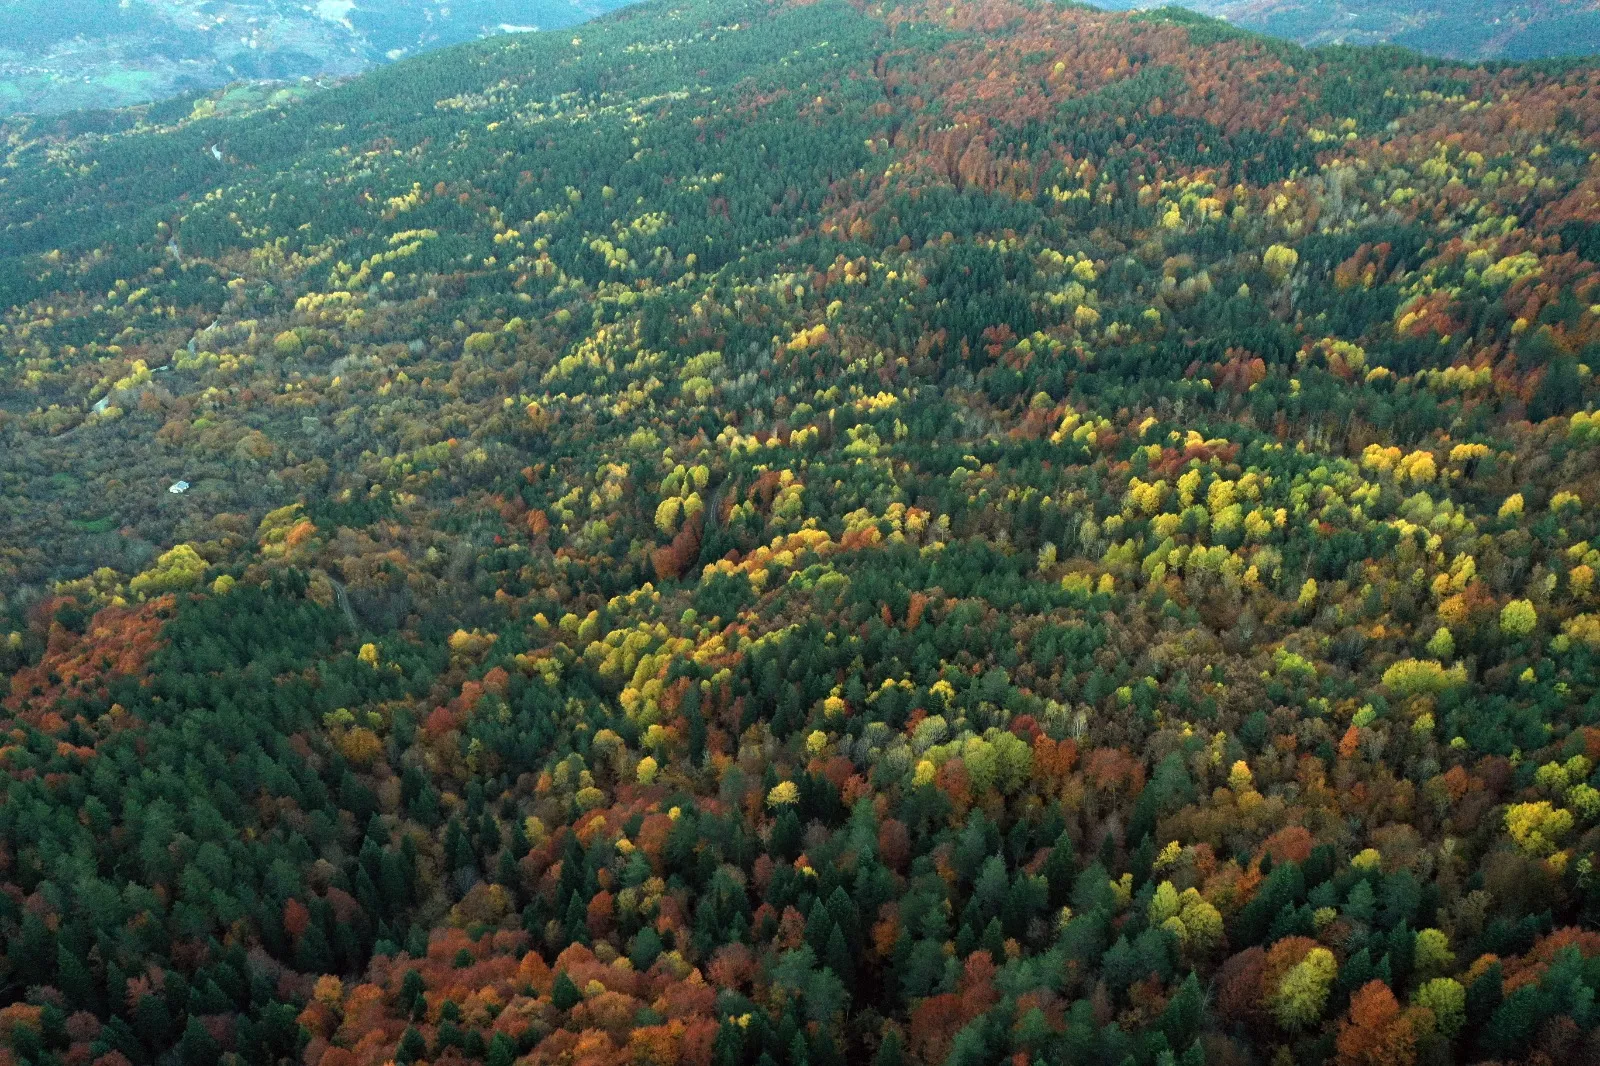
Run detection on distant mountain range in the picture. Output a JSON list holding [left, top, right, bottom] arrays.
[[2, 0, 1597, 119], [1096, 0, 1600, 60], [0, 0, 636, 116]]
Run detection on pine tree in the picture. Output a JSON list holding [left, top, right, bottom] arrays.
[[773, 808, 803, 859], [685, 683, 708, 764], [396, 1026, 427, 1065], [295, 923, 334, 974], [401, 968, 426, 1019], [825, 922, 854, 992], [874, 1029, 906, 1066], [9, 911, 54, 985], [1043, 832, 1077, 910], [564, 892, 590, 945], [1480, 983, 1542, 1060], [1162, 972, 1204, 1050], [981, 917, 1007, 961], [714, 1018, 746, 1066], [552, 970, 582, 1011], [1103, 935, 1138, 995], [487, 1032, 517, 1066], [805, 900, 834, 954], [631, 926, 664, 970], [178, 1016, 222, 1066], [133, 993, 174, 1052]]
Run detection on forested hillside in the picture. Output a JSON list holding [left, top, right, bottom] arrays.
[[1093, 1, 1600, 61], [3, 1, 1600, 1064]]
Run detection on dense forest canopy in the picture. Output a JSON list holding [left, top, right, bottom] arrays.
[[3, 1, 1600, 1065]]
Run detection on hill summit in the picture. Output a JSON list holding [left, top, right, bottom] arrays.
[[1097, 0, 1600, 61]]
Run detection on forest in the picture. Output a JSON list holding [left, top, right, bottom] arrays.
[[1091, 1, 1600, 61], [3, 0, 1600, 1064]]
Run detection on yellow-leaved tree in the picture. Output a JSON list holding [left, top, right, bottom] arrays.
[[1505, 800, 1572, 855], [1272, 947, 1338, 1031], [1500, 599, 1538, 638], [129, 544, 207, 599]]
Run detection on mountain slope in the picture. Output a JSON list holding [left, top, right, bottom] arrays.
[[4, 1, 1600, 1065]]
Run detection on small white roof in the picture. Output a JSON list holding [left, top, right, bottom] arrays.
[[169, 480, 190, 494]]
